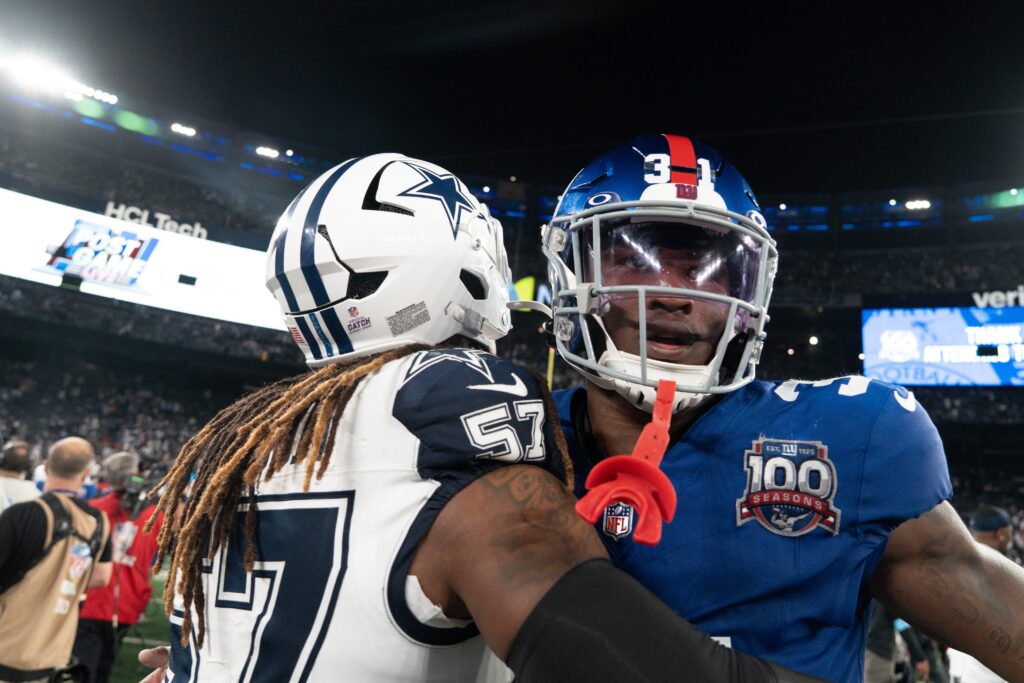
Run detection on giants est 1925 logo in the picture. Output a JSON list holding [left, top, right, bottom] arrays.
[[735, 437, 841, 537]]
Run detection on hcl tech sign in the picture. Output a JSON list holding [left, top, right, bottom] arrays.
[[104, 202, 209, 239]]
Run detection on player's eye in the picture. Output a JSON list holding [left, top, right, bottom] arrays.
[[623, 254, 651, 270]]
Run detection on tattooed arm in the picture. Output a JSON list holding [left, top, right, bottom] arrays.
[[869, 501, 1024, 681], [411, 464, 607, 659], [412, 465, 825, 682]]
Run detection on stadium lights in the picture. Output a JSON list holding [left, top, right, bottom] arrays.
[[778, 203, 787, 210], [72, 82, 118, 105], [858, 353, 865, 360], [509, 175, 517, 182], [482, 185, 491, 193], [0, 54, 118, 104], [170, 123, 197, 137], [285, 149, 294, 157], [256, 146, 280, 159], [809, 336, 819, 346], [905, 199, 931, 210], [1011, 188, 1019, 196], [4, 56, 72, 90], [888, 199, 897, 206], [787, 348, 795, 356]]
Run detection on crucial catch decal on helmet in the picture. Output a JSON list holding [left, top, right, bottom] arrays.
[[735, 437, 841, 537]]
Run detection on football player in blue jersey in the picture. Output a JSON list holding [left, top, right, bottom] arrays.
[[136, 153, 822, 682], [541, 134, 1024, 683]]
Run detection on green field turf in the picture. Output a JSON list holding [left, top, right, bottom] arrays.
[[109, 570, 169, 683]]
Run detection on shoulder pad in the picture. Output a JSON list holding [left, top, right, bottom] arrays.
[[394, 349, 561, 479]]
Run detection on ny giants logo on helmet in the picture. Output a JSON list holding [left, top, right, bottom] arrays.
[[676, 184, 698, 199], [735, 438, 841, 537]]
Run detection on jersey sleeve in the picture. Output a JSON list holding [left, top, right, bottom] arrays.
[[857, 385, 952, 544], [0, 501, 48, 588], [392, 348, 565, 483], [387, 349, 567, 645]]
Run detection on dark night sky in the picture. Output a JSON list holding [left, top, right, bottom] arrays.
[[3, 1, 1024, 193]]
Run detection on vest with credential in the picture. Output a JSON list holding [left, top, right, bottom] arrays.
[[0, 493, 110, 678]]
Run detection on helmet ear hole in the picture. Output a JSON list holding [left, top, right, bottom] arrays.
[[459, 269, 488, 300], [346, 271, 389, 299]]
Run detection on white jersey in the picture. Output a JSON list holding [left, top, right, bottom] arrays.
[[0, 475, 40, 514], [168, 349, 562, 683], [947, 649, 1007, 683]]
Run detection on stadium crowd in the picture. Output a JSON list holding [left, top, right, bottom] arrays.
[[0, 126, 289, 237], [773, 243, 1024, 305], [0, 275, 299, 365], [0, 356, 225, 472]]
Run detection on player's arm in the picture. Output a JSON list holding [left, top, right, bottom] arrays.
[[414, 464, 824, 682], [869, 501, 1024, 681]]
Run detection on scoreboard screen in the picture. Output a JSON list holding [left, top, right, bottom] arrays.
[[0, 187, 283, 330], [861, 307, 1024, 386]]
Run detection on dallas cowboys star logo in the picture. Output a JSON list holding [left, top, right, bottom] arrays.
[[398, 163, 476, 238]]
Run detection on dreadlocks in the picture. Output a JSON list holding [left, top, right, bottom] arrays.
[[146, 340, 575, 648]]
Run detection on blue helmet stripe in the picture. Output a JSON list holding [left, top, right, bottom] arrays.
[[293, 317, 323, 360], [271, 186, 313, 313], [319, 307, 354, 354], [300, 157, 361, 308], [308, 312, 335, 357], [274, 229, 300, 313]]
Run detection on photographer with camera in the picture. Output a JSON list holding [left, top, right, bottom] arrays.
[[0, 437, 111, 683], [72, 453, 163, 683]]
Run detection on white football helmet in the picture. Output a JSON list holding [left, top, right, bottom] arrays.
[[266, 154, 512, 366]]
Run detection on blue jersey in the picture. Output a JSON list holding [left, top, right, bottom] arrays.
[[555, 376, 952, 683]]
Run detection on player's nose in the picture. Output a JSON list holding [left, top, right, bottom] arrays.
[[648, 293, 694, 314]]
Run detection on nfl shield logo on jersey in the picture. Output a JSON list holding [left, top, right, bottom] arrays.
[[68, 542, 93, 578], [603, 502, 635, 540], [735, 438, 842, 537]]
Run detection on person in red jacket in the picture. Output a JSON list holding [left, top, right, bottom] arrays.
[[74, 452, 163, 683]]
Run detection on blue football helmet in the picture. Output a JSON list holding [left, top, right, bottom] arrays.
[[542, 134, 777, 412]]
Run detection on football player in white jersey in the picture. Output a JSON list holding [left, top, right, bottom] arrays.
[[139, 154, 823, 683]]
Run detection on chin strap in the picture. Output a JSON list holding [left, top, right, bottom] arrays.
[[575, 379, 678, 545], [447, 302, 506, 340], [506, 299, 552, 317]]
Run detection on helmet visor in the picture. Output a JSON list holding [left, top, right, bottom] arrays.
[[581, 219, 763, 304]]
